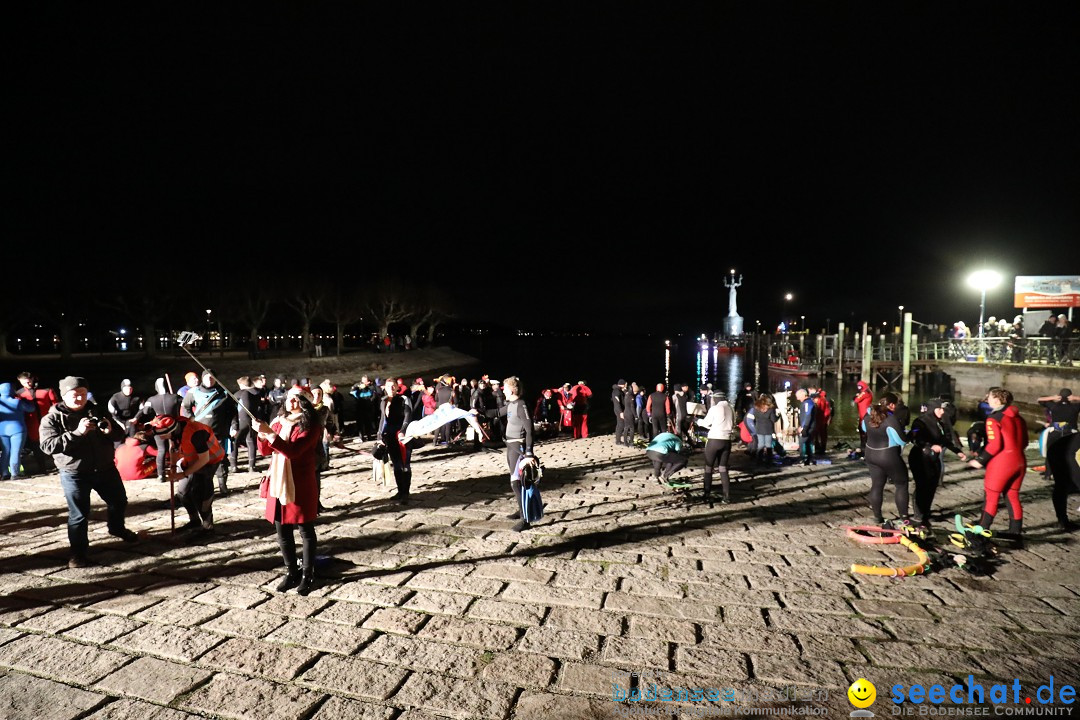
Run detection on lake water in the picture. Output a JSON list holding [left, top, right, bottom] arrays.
[[453, 334, 959, 438]]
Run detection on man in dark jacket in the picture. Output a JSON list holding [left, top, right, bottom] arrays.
[[108, 379, 142, 440], [612, 380, 627, 446], [136, 377, 182, 481], [620, 381, 637, 446], [181, 369, 237, 495], [39, 376, 140, 568], [229, 376, 262, 473], [434, 375, 456, 446], [646, 384, 670, 439]]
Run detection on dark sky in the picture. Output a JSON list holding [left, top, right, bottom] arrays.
[[10, 4, 1080, 334]]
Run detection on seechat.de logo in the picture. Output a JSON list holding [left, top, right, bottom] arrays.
[[849, 678, 877, 718]]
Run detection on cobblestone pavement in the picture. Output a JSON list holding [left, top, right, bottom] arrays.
[[2, 434, 1078, 719]]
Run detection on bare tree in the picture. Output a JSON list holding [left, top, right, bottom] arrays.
[[233, 283, 273, 353], [30, 290, 82, 361], [326, 287, 367, 355], [99, 291, 177, 359], [365, 282, 415, 340], [286, 283, 327, 355]]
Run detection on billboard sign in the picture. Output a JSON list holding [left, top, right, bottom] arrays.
[[1014, 275, 1080, 308]]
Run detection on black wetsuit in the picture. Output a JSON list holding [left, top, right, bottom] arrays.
[[648, 391, 669, 438], [620, 389, 636, 446], [379, 393, 413, 500], [863, 412, 910, 522], [612, 384, 626, 445], [908, 411, 964, 525], [434, 382, 455, 445], [1047, 432, 1080, 528]]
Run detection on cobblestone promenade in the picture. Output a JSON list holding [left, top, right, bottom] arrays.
[[2, 435, 1078, 719]]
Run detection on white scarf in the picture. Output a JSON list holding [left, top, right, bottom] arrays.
[[267, 416, 297, 505]]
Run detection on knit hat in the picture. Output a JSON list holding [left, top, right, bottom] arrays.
[[925, 398, 944, 411], [1061, 389, 1073, 399], [59, 376, 87, 395], [149, 416, 178, 435], [121, 378, 132, 388], [201, 368, 215, 379]]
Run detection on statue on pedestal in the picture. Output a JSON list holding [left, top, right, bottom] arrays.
[[723, 272, 744, 337]]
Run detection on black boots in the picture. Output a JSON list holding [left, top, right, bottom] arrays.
[[276, 565, 301, 592], [297, 566, 316, 596]]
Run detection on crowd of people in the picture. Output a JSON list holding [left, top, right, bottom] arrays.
[[2, 365, 1078, 592]]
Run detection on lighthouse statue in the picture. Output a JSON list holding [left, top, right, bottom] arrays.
[[723, 270, 744, 337]]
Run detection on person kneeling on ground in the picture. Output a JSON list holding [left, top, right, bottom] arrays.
[[152, 414, 225, 536], [645, 431, 689, 485]]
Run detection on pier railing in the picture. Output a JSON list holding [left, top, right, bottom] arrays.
[[768, 335, 1077, 368]]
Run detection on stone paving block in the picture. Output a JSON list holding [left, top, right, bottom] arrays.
[[394, 670, 515, 720], [309, 695, 395, 720], [142, 580, 217, 599], [841, 665, 962, 701], [549, 566, 620, 592], [197, 637, 320, 682], [850, 598, 935, 620], [192, 584, 270, 609], [111, 623, 223, 663], [1018, 632, 1080, 658], [795, 633, 864, 663], [62, 615, 142, 645], [86, 698, 204, 720], [619, 577, 685, 599], [479, 651, 557, 688], [94, 655, 211, 704], [298, 654, 409, 701], [405, 571, 504, 597], [625, 616, 696, 644], [859, 641, 986, 675], [403, 589, 473, 616], [361, 633, 483, 678], [321, 578, 410, 608], [0, 598, 53, 627], [0, 627, 19, 646], [1007, 610, 1080, 635], [699, 558, 777, 577], [361, 607, 429, 634], [201, 608, 287, 638], [751, 654, 848, 689], [683, 583, 781, 608], [14, 606, 97, 634], [417, 615, 519, 650], [256, 594, 333, 618], [601, 635, 670, 669], [134, 598, 223, 627], [503, 582, 604, 609], [514, 691, 625, 720], [559, 662, 631, 696], [311, 600, 377, 627], [472, 562, 554, 584], [519, 626, 601, 661], [779, 592, 852, 615], [83, 593, 162, 618], [934, 588, 1058, 613], [180, 671, 325, 720], [467, 598, 545, 627], [544, 607, 625, 638], [701, 625, 800, 656], [0, 671, 108, 720], [721, 605, 768, 627], [766, 609, 888, 639], [604, 592, 719, 624], [674, 644, 751, 680], [884, 617, 1022, 651], [266, 618, 376, 655], [0, 635, 131, 685]]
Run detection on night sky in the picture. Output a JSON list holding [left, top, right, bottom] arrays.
[[10, 5, 1080, 335]]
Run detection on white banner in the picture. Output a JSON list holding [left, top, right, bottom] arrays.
[[404, 403, 484, 438]]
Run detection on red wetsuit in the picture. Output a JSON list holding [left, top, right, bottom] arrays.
[[854, 383, 873, 447], [977, 405, 1028, 521]]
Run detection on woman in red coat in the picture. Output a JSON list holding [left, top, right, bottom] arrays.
[[258, 386, 324, 596]]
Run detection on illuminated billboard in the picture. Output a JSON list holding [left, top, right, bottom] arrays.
[[1014, 275, 1080, 308]]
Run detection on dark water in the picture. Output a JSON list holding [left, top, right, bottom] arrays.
[[452, 335, 958, 437]]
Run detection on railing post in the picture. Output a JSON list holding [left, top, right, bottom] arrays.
[[837, 323, 845, 376], [862, 322, 872, 385], [902, 312, 912, 394]]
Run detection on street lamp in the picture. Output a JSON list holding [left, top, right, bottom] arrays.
[[898, 305, 904, 333], [967, 270, 1002, 340], [783, 293, 793, 331], [800, 315, 805, 332], [205, 309, 212, 351]]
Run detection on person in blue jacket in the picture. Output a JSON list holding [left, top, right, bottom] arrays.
[[1, 382, 37, 479]]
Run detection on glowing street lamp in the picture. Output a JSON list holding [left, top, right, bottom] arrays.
[[967, 270, 1002, 340]]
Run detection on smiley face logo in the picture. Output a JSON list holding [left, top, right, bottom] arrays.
[[848, 678, 876, 709]]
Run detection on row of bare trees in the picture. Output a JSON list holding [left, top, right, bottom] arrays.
[[0, 279, 451, 360]]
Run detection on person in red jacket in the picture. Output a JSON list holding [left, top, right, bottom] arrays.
[[258, 386, 324, 596], [569, 381, 592, 439], [853, 380, 874, 455], [968, 387, 1029, 538], [15, 372, 59, 475], [811, 387, 833, 456], [114, 434, 158, 481]]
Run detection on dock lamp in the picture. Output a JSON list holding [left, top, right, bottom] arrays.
[[966, 270, 1002, 340]]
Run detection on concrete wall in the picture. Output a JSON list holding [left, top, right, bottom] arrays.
[[937, 361, 1080, 423]]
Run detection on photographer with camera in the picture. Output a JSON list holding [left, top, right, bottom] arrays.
[[39, 376, 140, 568]]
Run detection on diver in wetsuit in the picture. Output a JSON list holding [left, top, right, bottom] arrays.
[[967, 387, 1028, 539], [862, 396, 910, 526], [908, 399, 967, 528]]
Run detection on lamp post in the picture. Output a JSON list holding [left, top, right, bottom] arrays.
[[784, 293, 793, 332], [205, 309, 212, 351], [897, 305, 904, 333], [967, 270, 1002, 341]]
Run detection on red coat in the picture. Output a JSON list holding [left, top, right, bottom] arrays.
[[114, 437, 157, 481], [259, 420, 321, 525]]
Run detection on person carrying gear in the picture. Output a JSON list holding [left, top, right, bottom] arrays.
[[151, 414, 225, 536]]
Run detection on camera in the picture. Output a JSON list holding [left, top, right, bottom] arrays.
[[86, 413, 113, 433]]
